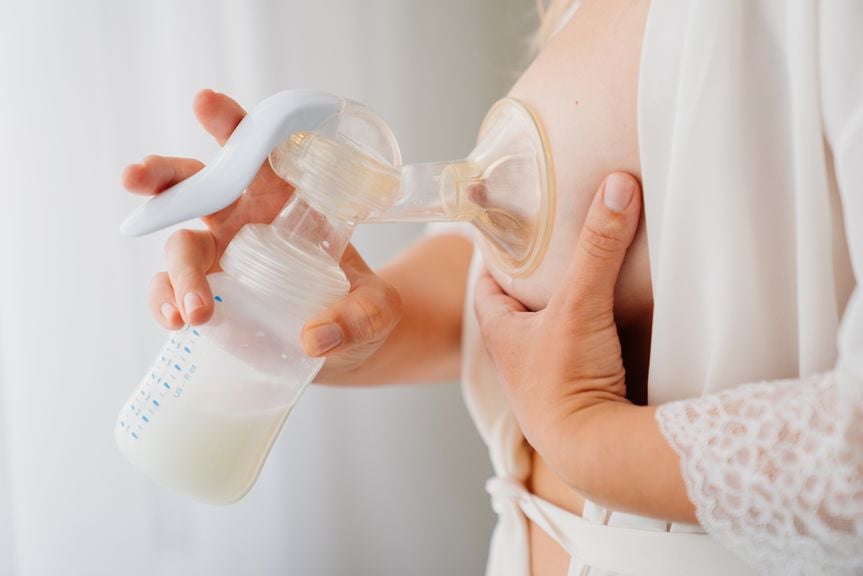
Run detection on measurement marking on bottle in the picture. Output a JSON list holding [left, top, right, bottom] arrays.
[[123, 324, 204, 441]]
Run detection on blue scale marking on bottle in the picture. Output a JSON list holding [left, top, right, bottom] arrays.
[[124, 325, 200, 440], [123, 298, 222, 440]]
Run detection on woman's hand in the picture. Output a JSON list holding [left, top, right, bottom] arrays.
[[474, 173, 642, 483], [123, 89, 402, 380], [124, 89, 295, 328]]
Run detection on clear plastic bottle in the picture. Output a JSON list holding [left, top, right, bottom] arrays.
[[115, 102, 403, 504]]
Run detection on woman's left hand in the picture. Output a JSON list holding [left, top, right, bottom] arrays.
[[474, 173, 642, 483]]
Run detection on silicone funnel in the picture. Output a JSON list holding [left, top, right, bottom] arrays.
[[375, 98, 554, 276], [121, 90, 555, 277]]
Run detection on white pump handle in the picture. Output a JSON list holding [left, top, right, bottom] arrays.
[[120, 90, 344, 236]]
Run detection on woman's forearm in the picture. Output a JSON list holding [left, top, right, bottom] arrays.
[[317, 232, 473, 386], [557, 401, 697, 523]]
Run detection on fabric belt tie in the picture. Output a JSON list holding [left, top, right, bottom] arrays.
[[484, 475, 757, 576]]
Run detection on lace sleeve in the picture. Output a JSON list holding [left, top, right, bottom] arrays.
[[656, 4, 863, 573], [656, 371, 863, 575]]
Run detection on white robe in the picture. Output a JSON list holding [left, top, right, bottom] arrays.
[[460, 1, 863, 574]]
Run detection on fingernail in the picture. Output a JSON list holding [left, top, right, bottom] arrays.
[[184, 292, 204, 315], [161, 302, 177, 322], [305, 323, 343, 356], [604, 174, 635, 213]]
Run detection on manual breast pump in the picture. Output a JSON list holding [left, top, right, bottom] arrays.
[[116, 90, 555, 504]]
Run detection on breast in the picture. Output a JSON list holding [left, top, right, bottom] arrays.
[[481, 0, 651, 320], [488, 3, 653, 574]]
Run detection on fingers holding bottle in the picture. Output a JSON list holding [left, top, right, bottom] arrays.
[[148, 228, 218, 327], [131, 89, 293, 333], [149, 272, 183, 330], [301, 244, 403, 366]]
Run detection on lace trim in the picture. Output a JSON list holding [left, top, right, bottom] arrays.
[[656, 372, 863, 575]]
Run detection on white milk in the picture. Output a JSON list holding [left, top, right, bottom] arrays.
[[116, 327, 306, 504]]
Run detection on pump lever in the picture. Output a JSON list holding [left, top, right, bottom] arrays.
[[120, 90, 343, 237]]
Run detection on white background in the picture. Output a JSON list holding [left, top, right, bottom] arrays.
[[0, 1, 536, 574]]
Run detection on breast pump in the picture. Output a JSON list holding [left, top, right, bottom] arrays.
[[116, 90, 555, 504]]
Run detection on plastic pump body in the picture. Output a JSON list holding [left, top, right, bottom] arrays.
[[116, 90, 554, 504]]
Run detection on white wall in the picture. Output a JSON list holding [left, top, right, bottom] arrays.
[[0, 1, 536, 575]]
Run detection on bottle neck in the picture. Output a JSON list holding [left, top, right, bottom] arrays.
[[271, 194, 354, 264], [218, 194, 352, 314]]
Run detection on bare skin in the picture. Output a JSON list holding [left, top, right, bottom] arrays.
[[122, 1, 653, 574], [504, 1, 652, 573]]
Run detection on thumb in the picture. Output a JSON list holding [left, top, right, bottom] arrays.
[[550, 173, 642, 314], [301, 245, 403, 357], [301, 281, 403, 357]]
